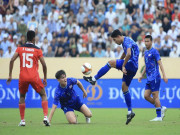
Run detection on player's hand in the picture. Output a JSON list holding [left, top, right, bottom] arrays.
[[43, 79, 47, 87], [122, 66, 127, 75], [163, 76, 168, 83], [138, 76, 143, 82], [83, 91, 87, 99], [6, 76, 12, 85]]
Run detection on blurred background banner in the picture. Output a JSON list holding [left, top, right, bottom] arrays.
[[0, 79, 180, 108]]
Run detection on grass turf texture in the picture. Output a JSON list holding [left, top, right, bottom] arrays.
[[0, 108, 180, 135]]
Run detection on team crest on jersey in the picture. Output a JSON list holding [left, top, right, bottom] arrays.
[[69, 85, 72, 89], [148, 54, 151, 56]]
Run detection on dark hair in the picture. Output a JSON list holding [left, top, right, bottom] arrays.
[[27, 30, 35, 41], [111, 29, 122, 38], [55, 70, 66, 79], [145, 35, 153, 41]]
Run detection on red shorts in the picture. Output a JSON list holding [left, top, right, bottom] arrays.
[[19, 77, 44, 95]]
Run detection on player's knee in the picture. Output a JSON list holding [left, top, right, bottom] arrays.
[[144, 94, 150, 100], [86, 112, 92, 118], [69, 119, 77, 124], [108, 60, 115, 68]]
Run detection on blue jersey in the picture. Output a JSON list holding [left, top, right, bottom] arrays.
[[122, 37, 139, 69], [144, 48, 161, 81], [53, 78, 79, 107]]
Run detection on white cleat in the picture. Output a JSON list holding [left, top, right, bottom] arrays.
[[18, 120, 25, 126], [43, 116, 50, 126], [150, 117, 162, 122], [86, 117, 91, 124], [161, 106, 167, 119]]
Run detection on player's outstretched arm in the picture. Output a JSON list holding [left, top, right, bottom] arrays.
[[48, 104, 57, 123], [39, 57, 47, 86], [122, 48, 131, 75], [138, 66, 146, 82], [158, 60, 168, 83], [120, 52, 126, 60], [7, 52, 19, 85], [77, 80, 87, 98]]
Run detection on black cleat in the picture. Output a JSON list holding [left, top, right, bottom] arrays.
[[83, 76, 96, 85], [126, 112, 135, 125]]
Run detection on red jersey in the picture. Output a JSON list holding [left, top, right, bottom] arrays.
[[16, 43, 43, 81]]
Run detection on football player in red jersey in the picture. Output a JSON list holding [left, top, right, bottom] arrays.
[[7, 30, 50, 126]]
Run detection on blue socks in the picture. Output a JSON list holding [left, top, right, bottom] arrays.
[[94, 63, 111, 80], [156, 107, 161, 117], [123, 91, 132, 111]]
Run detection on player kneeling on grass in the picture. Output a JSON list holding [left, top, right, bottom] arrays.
[[48, 70, 92, 124], [138, 35, 168, 121]]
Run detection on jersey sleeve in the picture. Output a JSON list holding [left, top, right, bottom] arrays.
[[70, 77, 77, 85], [53, 90, 59, 106], [154, 50, 161, 61], [38, 49, 43, 58]]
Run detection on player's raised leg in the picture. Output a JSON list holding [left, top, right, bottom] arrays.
[[65, 111, 77, 124], [18, 93, 26, 126], [83, 60, 116, 85], [38, 88, 50, 126], [80, 104, 92, 123], [150, 91, 162, 121]]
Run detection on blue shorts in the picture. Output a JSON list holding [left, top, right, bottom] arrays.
[[145, 78, 161, 92], [116, 59, 137, 86], [61, 96, 83, 114]]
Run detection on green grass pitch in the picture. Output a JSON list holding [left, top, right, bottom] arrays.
[[0, 108, 180, 135]]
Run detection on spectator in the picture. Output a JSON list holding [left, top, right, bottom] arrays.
[[55, 47, 65, 57], [17, 19, 27, 36], [105, 45, 115, 58], [41, 27, 53, 42], [95, 45, 106, 58], [96, 9, 105, 25], [169, 45, 179, 57], [19, 35, 26, 46], [70, 45, 79, 57], [48, 19, 57, 33], [143, 9, 154, 24], [161, 35, 173, 56], [152, 18, 162, 35], [0, 16, 8, 32], [171, 7, 180, 21], [154, 36, 163, 53], [44, 46, 55, 57], [48, 6, 59, 21], [81, 0, 93, 14], [33, 7, 41, 23], [27, 16, 38, 31], [44, 0, 54, 15], [70, 0, 80, 15], [33, 0, 43, 15], [13, 8, 21, 23], [18, 0, 27, 16], [102, 18, 110, 33], [162, 17, 171, 33], [134, 8, 143, 24], [11, 35, 19, 52], [95, 0, 105, 14], [8, 17, 17, 36], [88, 9, 96, 24], [76, 7, 87, 25], [126, 0, 136, 18], [105, 5, 116, 25], [22, 10, 31, 25], [3, 45, 13, 58], [92, 17, 101, 30], [167, 23, 179, 41], [50, 38, 58, 53], [145, 0, 155, 14], [174, 35, 180, 56], [1, 34, 10, 53], [90, 45, 97, 57], [122, 18, 130, 32], [115, 46, 123, 58], [5, 9, 13, 22]]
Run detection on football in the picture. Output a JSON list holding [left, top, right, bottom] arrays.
[[81, 63, 92, 75]]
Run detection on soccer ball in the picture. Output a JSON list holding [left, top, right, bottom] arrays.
[[81, 63, 92, 75]]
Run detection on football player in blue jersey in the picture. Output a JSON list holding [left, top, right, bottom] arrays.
[[83, 29, 139, 125], [138, 35, 168, 121], [48, 70, 92, 124]]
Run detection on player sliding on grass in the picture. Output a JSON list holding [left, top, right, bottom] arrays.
[[138, 35, 168, 121], [84, 29, 139, 125], [48, 70, 92, 124], [6, 30, 50, 126]]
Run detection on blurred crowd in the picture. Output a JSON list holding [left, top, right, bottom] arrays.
[[0, 0, 180, 58]]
